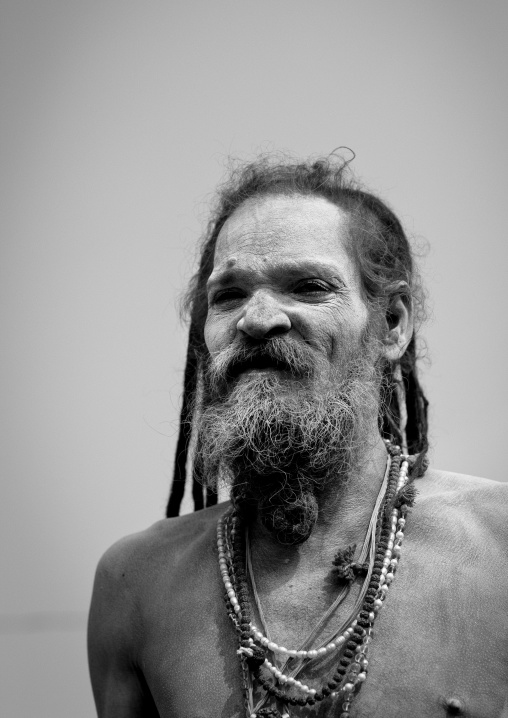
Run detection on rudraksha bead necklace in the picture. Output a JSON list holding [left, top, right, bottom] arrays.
[[217, 443, 415, 718]]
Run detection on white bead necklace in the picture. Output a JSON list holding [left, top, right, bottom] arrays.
[[217, 449, 412, 717]]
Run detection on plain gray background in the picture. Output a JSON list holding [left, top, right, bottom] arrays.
[[1, 2, 507, 715]]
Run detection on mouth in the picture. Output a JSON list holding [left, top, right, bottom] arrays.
[[229, 355, 291, 379]]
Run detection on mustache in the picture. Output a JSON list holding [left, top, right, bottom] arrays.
[[205, 336, 316, 391]]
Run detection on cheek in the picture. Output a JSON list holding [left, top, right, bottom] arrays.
[[204, 314, 232, 355], [203, 317, 216, 354], [324, 304, 371, 360]]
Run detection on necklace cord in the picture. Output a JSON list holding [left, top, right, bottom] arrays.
[[245, 455, 392, 715], [218, 445, 412, 717], [291, 454, 391, 657], [247, 455, 391, 675]]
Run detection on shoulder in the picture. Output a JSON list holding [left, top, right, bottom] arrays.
[[88, 506, 231, 715], [415, 467, 508, 508], [95, 501, 229, 588], [89, 501, 230, 657], [409, 467, 508, 549]]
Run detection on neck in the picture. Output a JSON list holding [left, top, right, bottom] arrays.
[[248, 433, 389, 573]]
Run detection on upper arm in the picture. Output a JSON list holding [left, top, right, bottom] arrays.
[[87, 541, 159, 718]]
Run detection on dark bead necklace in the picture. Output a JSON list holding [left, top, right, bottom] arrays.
[[217, 445, 416, 717]]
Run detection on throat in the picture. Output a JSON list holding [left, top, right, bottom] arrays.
[[217, 442, 413, 717], [249, 551, 359, 653], [245, 441, 391, 645], [242, 434, 390, 555]]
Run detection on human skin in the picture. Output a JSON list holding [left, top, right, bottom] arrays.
[[88, 473, 508, 718], [88, 196, 508, 717]]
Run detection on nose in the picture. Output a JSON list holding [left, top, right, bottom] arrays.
[[236, 291, 291, 340]]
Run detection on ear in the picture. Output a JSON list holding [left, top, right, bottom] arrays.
[[381, 283, 414, 362]]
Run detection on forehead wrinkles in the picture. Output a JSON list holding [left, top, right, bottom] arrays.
[[212, 195, 363, 293], [214, 195, 349, 262], [216, 227, 281, 259], [216, 210, 294, 261]]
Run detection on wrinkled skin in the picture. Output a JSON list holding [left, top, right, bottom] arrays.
[[88, 196, 508, 717], [88, 472, 508, 718]]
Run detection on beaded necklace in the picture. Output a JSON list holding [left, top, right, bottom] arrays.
[[217, 443, 415, 718]]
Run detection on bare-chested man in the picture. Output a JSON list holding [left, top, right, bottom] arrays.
[[88, 156, 508, 718]]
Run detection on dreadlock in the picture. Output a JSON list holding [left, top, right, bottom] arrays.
[[166, 154, 429, 517]]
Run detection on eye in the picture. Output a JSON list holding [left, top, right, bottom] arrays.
[[210, 288, 245, 306], [293, 280, 331, 296]]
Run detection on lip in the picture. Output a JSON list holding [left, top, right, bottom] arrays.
[[239, 366, 281, 375], [229, 356, 290, 378]]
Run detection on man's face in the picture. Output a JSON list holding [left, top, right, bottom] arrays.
[[204, 193, 371, 386], [198, 194, 382, 543]]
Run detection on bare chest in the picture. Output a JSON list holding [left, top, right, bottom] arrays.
[[136, 540, 508, 718]]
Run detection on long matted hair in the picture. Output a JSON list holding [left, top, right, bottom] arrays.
[[166, 155, 429, 517]]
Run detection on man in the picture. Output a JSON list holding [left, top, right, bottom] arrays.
[[88, 156, 508, 718]]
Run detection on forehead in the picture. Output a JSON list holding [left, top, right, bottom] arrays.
[[212, 194, 358, 284]]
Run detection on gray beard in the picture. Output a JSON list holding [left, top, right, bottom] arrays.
[[194, 336, 381, 544]]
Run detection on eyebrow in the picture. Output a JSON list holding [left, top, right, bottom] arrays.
[[207, 259, 347, 291]]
